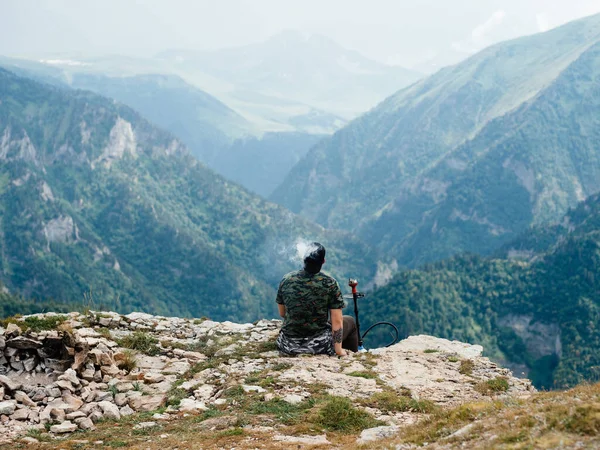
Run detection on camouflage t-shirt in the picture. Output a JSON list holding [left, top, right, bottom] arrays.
[[276, 269, 344, 355]]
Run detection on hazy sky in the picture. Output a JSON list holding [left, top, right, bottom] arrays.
[[2, 0, 600, 68]]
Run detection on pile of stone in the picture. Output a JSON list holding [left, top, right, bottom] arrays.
[[0, 311, 278, 441], [0, 311, 535, 446]]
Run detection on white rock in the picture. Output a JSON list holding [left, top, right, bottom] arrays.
[[282, 394, 303, 405], [0, 374, 22, 392], [242, 385, 266, 393], [273, 434, 330, 445], [178, 398, 208, 412], [120, 405, 135, 416], [133, 421, 157, 429], [0, 400, 16, 415], [75, 417, 95, 430], [357, 425, 400, 444], [11, 408, 30, 420], [143, 373, 165, 384], [50, 421, 78, 434], [14, 391, 36, 407], [98, 401, 121, 420]]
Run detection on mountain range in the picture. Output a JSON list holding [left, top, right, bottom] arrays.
[[156, 30, 422, 120], [273, 13, 600, 267], [0, 67, 386, 323]]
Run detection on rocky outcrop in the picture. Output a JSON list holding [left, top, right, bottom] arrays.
[[92, 118, 137, 169], [42, 216, 79, 247], [0, 311, 535, 445]]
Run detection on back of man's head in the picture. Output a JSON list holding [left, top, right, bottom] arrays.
[[303, 242, 326, 274]]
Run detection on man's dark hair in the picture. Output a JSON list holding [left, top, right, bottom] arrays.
[[304, 242, 326, 274]]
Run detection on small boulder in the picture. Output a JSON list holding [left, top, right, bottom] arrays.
[[178, 398, 208, 412], [6, 336, 42, 350], [143, 373, 165, 384], [50, 421, 78, 434], [0, 374, 22, 392], [357, 425, 400, 444], [98, 401, 121, 420], [282, 394, 303, 405], [75, 417, 95, 430], [14, 391, 37, 407], [120, 405, 135, 416], [129, 394, 167, 412], [12, 408, 30, 421], [0, 400, 16, 415]]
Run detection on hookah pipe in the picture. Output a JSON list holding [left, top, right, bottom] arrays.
[[348, 278, 365, 351]]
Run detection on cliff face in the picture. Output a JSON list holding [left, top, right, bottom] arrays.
[[0, 311, 533, 447]]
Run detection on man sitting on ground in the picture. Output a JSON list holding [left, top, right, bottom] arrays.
[[276, 242, 358, 356]]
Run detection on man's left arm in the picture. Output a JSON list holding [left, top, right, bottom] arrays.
[[276, 279, 286, 318], [329, 279, 346, 356], [277, 304, 286, 318]]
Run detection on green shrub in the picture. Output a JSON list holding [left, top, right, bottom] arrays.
[[313, 396, 380, 433], [347, 370, 378, 379], [475, 377, 510, 395], [116, 331, 161, 356]]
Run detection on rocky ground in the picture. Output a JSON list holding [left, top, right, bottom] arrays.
[[0, 311, 536, 448]]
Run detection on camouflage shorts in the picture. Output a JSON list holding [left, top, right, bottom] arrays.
[[276, 329, 335, 356]]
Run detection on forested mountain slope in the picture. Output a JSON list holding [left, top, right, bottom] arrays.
[[273, 14, 600, 266], [362, 38, 600, 266], [0, 60, 329, 198], [0, 68, 383, 322], [70, 74, 326, 197], [69, 73, 251, 163], [362, 193, 600, 389]]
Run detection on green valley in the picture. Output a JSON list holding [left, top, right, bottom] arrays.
[[273, 13, 600, 267], [0, 67, 384, 323], [361, 193, 600, 389]]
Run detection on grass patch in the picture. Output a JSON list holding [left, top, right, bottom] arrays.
[[272, 362, 293, 371], [108, 384, 119, 398], [448, 355, 460, 363], [399, 401, 499, 445], [247, 397, 313, 425], [25, 428, 51, 442], [550, 403, 600, 435], [216, 427, 244, 438], [116, 331, 161, 356], [222, 385, 246, 401], [193, 317, 209, 325], [195, 406, 223, 422], [1, 315, 67, 332], [312, 396, 381, 433], [361, 391, 436, 413], [459, 359, 475, 375], [254, 340, 278, 353], [475, 377, 509, 395], [166, 383, 188, 407], [347, 370, 378, 379], [97, 327, 112, 340], [117, 349, 137, 373], [424, 349, 440, 353]]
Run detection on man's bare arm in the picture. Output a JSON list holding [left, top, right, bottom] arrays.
[[278, 304, 286, 318], [330, 309, 346, 356]]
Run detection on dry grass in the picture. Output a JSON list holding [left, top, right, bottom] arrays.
[[373, 382, 600, 449], [361, 390, 437, 414], [116, 349, 137, 373], [8, 383, 600, 449], [459, 359, 475, 375]]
